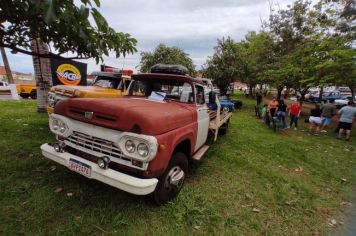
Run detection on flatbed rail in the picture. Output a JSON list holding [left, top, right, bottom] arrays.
[[209, 97, 232, 141]]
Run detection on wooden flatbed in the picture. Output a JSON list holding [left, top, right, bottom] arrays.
[[209, 97, 233, 141]]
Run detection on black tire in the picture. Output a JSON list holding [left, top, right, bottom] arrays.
[[153, 152, 188, 205], [19, 93, 29, 99], [30, 91, 37, 99]]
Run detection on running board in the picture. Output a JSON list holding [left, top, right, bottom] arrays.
[[191, 145, 210, 162]]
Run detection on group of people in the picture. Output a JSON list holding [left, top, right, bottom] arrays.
[[308, 99, 356, 141], [256, 92, 356, 141], [256, 93, 302, 130]]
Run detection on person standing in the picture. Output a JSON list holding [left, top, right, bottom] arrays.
[[337, 101, 356, 141], [255, 92, 263, 118], [309, 103, 322, 135], [268, 97, 279, 128], [320, 99, 337, 133], [277, 99, 287, 129], [289, 101, 301, 130]]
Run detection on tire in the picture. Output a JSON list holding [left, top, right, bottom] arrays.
[[153, 152, 188, 205], [20, 93, 29, 99], [30, 91, 37, 99]]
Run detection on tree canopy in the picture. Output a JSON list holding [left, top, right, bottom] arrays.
[[139, 44, 195, 75], [203, 0, 356, 99], [0, 0, 137, 62]]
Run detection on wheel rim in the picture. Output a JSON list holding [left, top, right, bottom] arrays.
[[163, 166, 185, 192]]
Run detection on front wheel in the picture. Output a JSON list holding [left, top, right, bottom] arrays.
[[153, 152, 188, 205]]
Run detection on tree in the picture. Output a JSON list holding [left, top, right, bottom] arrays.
[[266, 0, 313, 100], [139, 44, 195, 75], [1, 0, 137, 111], [0, 0, 137, 62]]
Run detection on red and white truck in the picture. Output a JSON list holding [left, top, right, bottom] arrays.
[[41, 65, 232, 204]]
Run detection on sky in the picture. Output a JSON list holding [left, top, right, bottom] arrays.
[[1, 0, 297, 74]]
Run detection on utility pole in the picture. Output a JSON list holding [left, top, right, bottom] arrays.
[[0, 47, 14, 83]]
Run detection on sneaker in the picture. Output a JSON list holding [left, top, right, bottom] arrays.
[[320, 130, 327, 133]]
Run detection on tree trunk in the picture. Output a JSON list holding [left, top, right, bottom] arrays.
[[318, 86, 323, 103], [31, 39, 52, 112], [0, 47, 14, 83], [277, 86, 283, 101], [249, 85, 253, 97]]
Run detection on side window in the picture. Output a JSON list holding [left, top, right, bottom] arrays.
[[195, 85, 205, 105]]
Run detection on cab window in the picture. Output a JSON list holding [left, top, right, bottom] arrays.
[[195, 85, 205, 105]]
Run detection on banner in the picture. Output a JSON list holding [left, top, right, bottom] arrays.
[[51, 58, 87, 86]]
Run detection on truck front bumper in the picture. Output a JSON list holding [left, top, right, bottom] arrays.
[[40, 143, 158, 195]]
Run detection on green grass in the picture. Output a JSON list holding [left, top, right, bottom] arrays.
[[0, 97, 355, 235]]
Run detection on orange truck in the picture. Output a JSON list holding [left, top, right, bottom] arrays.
[[47, 70, 133, 113], [16, 84, 37, 99]]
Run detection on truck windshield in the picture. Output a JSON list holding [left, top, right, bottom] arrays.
[[93, 77, 120, 89], [128, 79, 194, 103]]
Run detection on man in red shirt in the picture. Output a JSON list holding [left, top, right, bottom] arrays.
[[288, 101, 301, 130]]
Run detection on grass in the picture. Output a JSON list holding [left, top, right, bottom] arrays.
[[0, 97, 355, 235]]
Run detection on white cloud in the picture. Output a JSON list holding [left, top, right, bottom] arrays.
[[1, 0, 298, 74]]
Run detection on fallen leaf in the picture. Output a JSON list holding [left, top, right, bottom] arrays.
[[341, 178, 347, 182], [252, 208, 260, 213], [29, 154, 33, 157], [295, 167, 304, 172], [67, 193, 73, 197], [285, 201, 291, 206], [194, 226, 201, 230], [340, 201, 351, 207], [325, 188, 331, 192], [23, 124, 29, 126], [54, 187, 63, 193], [339, 221, 344, 225], [49, 166, 56, 171], [328, 219, 337, 227]]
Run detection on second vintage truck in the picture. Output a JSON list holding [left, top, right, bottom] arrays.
[[41, 65, 232, 204]]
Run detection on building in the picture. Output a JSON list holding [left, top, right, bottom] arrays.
[[0, 65, 35, 84]]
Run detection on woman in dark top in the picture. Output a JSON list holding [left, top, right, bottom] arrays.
[[309, 103, 322, 134], [277, 100, 287, 128]]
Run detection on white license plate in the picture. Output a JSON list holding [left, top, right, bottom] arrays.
[[68, 158, 91, 177]]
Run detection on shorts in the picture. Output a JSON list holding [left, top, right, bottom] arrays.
[[309, 116, 322, 124], [321, 117, 332, 126], [339, 122, 352, 130]]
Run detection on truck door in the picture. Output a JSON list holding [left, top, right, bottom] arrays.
[[194, 84, 209, 151]]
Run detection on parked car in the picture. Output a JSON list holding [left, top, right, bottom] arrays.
[[0, 81, 10, 95], [309, 91, 343, 103], [41, 64, 232, 205]]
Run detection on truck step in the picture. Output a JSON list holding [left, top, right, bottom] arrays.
[[191, 145, 210, 162]]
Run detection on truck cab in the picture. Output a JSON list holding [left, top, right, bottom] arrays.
[[47, 70, 133, 113], [41, 65, 231, 204]]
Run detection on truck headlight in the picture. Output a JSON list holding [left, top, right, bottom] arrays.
[[49, 116, 69, 136], [74, 90, 81, 97], [119, 133, 158, 162], [137, 143, 149, 157], [125, 140, 136, 153]]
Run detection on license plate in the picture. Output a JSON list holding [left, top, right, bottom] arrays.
[[68, 158, 91, 177]]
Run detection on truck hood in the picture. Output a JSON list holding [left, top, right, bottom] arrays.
[[52, 85, 122, 97], [54, 97, 195, 135]]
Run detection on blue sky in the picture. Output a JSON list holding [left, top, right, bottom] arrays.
[[1, 0, 296, 74]]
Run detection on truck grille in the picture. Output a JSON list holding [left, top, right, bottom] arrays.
[[65, 131, 124, 159]]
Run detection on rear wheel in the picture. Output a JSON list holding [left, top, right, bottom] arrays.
[[153, 152, 188, 205], [30, 91, 37, 99], [19, 93, 29, 99]]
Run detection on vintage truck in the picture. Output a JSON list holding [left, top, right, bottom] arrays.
[[47, 70, 133, 113], [15, 84, 37, 99], [40, 65, 232, 204]]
